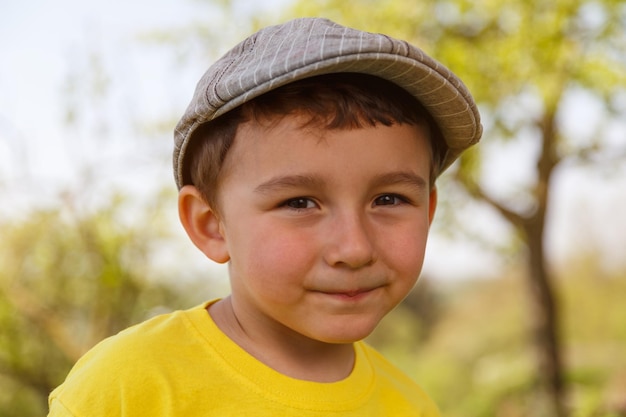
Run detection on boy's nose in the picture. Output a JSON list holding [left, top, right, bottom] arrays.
[[323, 212, 376, 269]]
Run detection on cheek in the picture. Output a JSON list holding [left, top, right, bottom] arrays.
[[379, 223, 430, 276], [235, 224, 317, 290]]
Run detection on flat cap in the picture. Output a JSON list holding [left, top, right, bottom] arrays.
[[174, 17, 482, 188]]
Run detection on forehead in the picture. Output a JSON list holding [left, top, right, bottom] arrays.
[[220, 113, 432, 186]]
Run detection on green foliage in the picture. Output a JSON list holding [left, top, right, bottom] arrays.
[[0, 190, 190, 416], [370, 266, 626, 417], [288, 0, 626, 168]]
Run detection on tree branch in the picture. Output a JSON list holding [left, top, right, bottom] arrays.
[[453, 169, 527, 230]]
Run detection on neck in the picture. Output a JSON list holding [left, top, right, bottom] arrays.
[[208, 297, 355, 382]]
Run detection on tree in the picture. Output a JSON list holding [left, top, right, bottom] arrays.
[[0, 191, 190, 416], [285, 1, 626, 416]]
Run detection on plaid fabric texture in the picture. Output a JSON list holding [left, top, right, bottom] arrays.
[[174, 18, 482, 188]]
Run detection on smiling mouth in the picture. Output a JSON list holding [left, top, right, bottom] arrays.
[[316, 287, 380, 299], [342, 290, 371, 297]]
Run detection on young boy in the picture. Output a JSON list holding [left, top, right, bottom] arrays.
[[48, 17, 481, 416]]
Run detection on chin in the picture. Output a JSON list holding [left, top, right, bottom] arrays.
[[315, 323, 380, 344]]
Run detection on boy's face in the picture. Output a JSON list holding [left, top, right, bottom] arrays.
[[193, 114, 436, 345]]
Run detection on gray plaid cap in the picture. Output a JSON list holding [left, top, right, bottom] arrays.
[[173, 17, 482, 189]]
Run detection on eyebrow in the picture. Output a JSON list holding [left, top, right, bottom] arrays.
[[254, 174, 325, 195], [370, 171, 428, 193], [254, 171, 427, 195]]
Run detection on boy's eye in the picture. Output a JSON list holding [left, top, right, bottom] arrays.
[[284, 197, 317, 210], [373, 194, 406, 206]]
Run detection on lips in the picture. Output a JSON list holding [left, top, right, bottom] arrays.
[[339, 289, 373, 297], [314, 286, 382, 299]]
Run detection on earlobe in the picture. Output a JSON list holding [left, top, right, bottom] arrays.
[[178, 185, 230, 263], [428, 186, 438, 226]]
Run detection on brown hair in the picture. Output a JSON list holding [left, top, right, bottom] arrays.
[[184, 73, 446, 209]]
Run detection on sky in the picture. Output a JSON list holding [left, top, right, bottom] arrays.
[[1, 0, 625, 283], [1, 0, 247, 194]]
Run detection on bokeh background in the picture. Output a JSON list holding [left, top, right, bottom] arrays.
[[1, 0, 625, 416]]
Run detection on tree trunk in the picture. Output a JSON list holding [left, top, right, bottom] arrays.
[[523, 215, 568, 417], [521, 108, 568, 417], [454, 106, 569, 416]]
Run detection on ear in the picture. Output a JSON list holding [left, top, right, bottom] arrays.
[[428, 186, 438, 226], [178, 185, 230, 263]]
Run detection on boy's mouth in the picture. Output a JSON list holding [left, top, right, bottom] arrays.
[[314, 286, 382, 300], [342, 289, 371, 297]]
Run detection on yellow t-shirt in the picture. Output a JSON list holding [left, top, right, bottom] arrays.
[[49, 300, 440, 416]]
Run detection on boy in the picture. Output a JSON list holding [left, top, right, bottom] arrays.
[[48, 17, 481, 416]]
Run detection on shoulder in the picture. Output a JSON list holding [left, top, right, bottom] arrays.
[[357, 342, 416, 387], [49, 303, 213, 416], [356, 342, 441, 417], [77, 305, 202, 370]]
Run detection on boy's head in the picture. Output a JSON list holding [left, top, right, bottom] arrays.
[[173, 18, 483, 349], [173, 18, 482, 201]]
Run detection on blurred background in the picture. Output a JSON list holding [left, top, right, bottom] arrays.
[[1, 0, 625, 416]]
